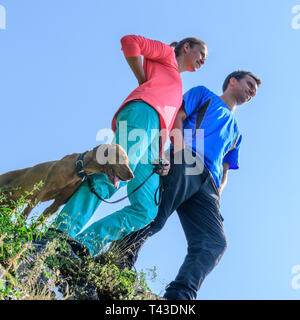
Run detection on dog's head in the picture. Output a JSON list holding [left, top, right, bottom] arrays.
[[91, 144, 134, 189]]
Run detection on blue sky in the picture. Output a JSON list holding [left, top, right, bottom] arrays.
[[1, 0, 300, 299]]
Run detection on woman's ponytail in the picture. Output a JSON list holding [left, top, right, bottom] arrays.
[[171, 37, 207, 57], [169, 41, 179, 48]]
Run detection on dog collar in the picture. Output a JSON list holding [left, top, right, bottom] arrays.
[[76, 153, 88, 182]]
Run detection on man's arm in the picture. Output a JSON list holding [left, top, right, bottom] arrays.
[[159, 105, 186, 176], [170, 105, 187, 154], [218, 162, 229, 196]]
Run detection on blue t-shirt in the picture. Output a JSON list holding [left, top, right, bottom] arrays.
[[182, 86, 242, 188]]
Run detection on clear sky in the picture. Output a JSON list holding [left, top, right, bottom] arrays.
[[1, 0, 300, 300]]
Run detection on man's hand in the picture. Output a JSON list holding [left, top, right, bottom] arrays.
[[218, 187, 222, 197]]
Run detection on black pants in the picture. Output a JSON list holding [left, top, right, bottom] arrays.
[[117, 150, 227, 300]]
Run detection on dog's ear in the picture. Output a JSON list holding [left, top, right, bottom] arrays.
[[94, 144, 115, 165], [92, 146, 107, 163]]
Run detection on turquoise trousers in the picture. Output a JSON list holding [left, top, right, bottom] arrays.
[[54, 101, 160, 256]]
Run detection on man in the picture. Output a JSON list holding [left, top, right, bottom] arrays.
[[115, 70, 261, 300]]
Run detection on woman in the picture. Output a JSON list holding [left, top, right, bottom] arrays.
[[53, 35, 207, 256]]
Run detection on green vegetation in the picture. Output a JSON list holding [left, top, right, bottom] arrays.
[[0, 184, 159, 300]]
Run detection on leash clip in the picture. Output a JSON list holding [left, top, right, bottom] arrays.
[[153, 157, 169, 174], [76, 159, 84, 166]]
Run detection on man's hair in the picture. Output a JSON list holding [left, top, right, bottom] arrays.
[[222, 70, 261, 92]]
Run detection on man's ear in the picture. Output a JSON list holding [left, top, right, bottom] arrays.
[[229, 77, 238, 87]]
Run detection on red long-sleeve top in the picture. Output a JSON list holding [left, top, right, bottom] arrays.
[[111, 35, 183, 148]]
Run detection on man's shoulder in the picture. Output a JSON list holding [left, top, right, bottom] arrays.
[[183, 85, 220, 117], [185, 85, 218, 98], [187, 85, 209, 93]]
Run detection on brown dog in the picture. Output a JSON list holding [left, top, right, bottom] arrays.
[[0, 144, 134, 222]]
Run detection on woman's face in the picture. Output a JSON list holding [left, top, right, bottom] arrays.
[[184, 44, 207, 72]]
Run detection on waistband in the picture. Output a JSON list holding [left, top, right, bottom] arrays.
[[170, 148, 219, 194]]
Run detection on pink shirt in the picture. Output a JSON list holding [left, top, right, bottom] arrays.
[[111, 35, 183, 147]]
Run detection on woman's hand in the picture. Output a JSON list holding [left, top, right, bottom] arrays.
[[158, 152, 171, 176], [125, 56, 147, 86], [138, 79, 146, 86]]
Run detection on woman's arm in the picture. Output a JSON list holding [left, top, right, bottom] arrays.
[[121, 35, 174, 64], [121, 35, 174, 85], [125, 56, 147, 85]]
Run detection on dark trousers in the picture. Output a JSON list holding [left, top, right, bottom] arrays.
[[117, 150, 227, 300]]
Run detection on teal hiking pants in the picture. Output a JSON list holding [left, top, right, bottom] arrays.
[[54, 101, 160, 256]]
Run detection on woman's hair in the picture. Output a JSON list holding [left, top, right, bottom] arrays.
[[170, 37, 207, 57]]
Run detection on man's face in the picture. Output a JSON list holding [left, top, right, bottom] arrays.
[[232, 75, 258, 105]]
